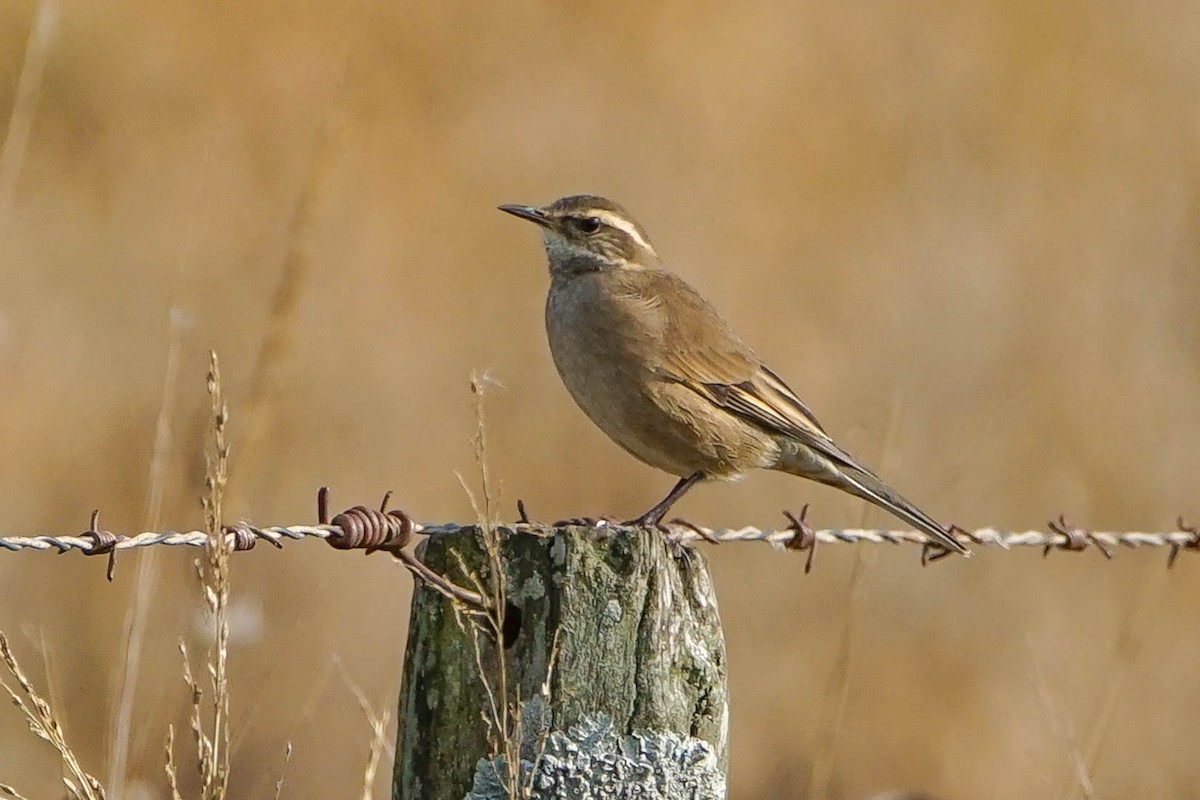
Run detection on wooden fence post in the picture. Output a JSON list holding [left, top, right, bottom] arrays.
[[392, 525, 729, 800]]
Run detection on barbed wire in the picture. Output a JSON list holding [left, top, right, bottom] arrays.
[[1, 492, 1195, 573], [0, 523, 333, 555]]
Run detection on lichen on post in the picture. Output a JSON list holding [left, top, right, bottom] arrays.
[[392, 525, 728, 800]]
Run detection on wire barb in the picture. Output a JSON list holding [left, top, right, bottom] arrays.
[[782, 506, 818, 574], [80, 509, 118, 580], [317, 487, 488, 610], [1046, 514, 1113, 559], [1168, 516, 1199, 568], [319, 486, 414, 553], [665, 517, 721, 545]]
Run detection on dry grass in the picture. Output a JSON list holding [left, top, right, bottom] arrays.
[[167, 353, 233, 799], [0, 633, 104, 800], [451, 375, 553, 799], [331, 656, 391, 800], [108, 303, 189, 797], [2, 1, 1200, 797]]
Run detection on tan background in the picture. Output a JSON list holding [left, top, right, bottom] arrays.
[[2, 1, 1199, 797]]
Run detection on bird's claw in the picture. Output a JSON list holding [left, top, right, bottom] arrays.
[[553, 515, 620, 529], [520, 501, 620, 539]]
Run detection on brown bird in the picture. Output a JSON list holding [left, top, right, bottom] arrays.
[[499, 195, 969, 556]]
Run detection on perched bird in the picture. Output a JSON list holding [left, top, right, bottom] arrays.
[[499, 195, 969, 556]]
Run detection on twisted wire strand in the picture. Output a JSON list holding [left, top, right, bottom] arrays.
[[0, 525, 334, 554], [1, 521, 1196, 557]]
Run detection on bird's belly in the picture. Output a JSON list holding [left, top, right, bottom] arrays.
[[546, 305, 777, 478]]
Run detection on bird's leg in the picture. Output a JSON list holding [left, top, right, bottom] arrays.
[[625, 472, 704, 528]]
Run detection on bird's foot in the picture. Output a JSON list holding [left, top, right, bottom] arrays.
[[553, 514, 620, 530], [552, 515, 621, 542], [622, 510, 664, 528], [783, 505, 819, 574], [516, 501, 620, 538]]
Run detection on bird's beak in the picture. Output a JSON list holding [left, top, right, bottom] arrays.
[[498, 204, 551, 228]]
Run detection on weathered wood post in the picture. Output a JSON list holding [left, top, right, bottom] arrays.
[[392, 525, 728, 800]]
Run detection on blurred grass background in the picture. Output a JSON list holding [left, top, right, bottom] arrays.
[[1, 0, 1199, 797]]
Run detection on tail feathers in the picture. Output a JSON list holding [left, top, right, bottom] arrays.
[[775, 447, 970, 556], [835, 466, 970, 556]]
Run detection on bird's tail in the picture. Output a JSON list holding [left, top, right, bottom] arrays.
[[778, 451, 971, 557]]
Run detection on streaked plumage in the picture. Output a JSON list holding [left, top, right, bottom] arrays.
[[500, 194, 969, 556]]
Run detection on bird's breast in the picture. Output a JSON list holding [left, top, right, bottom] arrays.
[[543, 274, 777, 478], [544, 275, 659, 418]]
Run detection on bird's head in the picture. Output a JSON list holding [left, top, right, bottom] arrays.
[[499, 195, 660, 276]]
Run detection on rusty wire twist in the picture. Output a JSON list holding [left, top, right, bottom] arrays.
[[320, 488, 414, 553], [316, 488, 487, 609]]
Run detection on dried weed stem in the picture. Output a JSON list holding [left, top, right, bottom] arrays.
[[169, 352, 234, 799], [449, 375, 556, 799], [334, 658, 393, 800], [0, 632, 105, 799]]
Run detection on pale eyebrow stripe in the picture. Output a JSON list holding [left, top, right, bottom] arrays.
[[591, 210, 655, 252]]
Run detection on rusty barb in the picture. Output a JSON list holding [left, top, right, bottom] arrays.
[[316, 487, 488, 610], [1046, 513, 1114, 559], [0, 490, 1197, 580]]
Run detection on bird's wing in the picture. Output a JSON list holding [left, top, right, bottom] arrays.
[[623, 269, 968, 554], [625, 270, 862, 469]]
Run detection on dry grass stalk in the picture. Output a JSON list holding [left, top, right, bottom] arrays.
[[169, 352, 234, 799], [164, 724, 183, 800], [806, 401, 904, 798], [199, 351, 233, 797], [1062, 566, 1166, 800], [1026, 637, 1095, 800], [271, 742, 293, 800], [358, 713, 389, 799], [0, 783, 34, 800], [447, 375, 558, 799], [451, 378, 510, 786], [805, 550, 869, 799], [110, 305, 192, 797], [0, 632, 105, 799], [521, 628, 561, 798], [333, 658, 393, 800]]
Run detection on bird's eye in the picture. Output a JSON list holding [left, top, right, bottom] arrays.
[[578, 217, 602, 234]]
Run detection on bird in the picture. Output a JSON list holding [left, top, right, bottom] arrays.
[[499, 194, 970, 557]]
